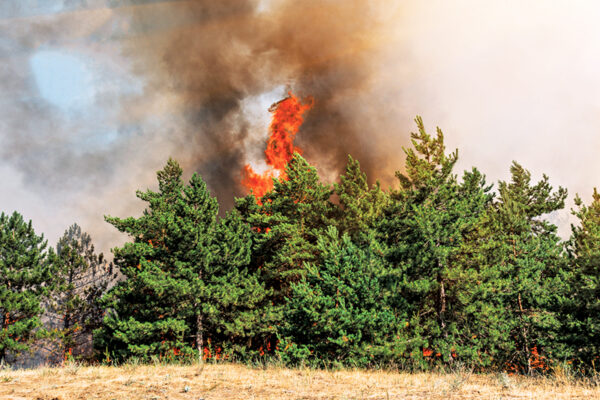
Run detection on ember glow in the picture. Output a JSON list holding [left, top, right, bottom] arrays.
[[241, 92, 313, 199]]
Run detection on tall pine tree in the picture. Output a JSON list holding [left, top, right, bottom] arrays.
[[564, 189, 600, 368], [279, 226, 402, 367], [96, 159, 268, 362], [50, 223, 116, 360], [236, 154, 337, 355], [379, 117, 493, 369], [0, 211, 57, 363], [477, 162, 568, 374], [237, 154, 337, 302]]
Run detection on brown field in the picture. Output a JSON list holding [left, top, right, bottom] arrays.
[[1, 362, 599, 400]]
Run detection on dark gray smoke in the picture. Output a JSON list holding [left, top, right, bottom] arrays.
[[2, 0, 599, 252], [0, 0, 404, 252], [123, 0, 403, 208]]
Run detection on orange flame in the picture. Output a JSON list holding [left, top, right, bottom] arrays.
[[241, 92, 313, 200]]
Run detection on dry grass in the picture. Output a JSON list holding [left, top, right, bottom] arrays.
[[0, 362, 599, 400]]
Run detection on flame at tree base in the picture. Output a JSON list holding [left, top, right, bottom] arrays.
[[241, 92, 313, 200]]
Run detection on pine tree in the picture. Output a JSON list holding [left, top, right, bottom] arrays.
[[379, 117, 493, 368], [200, 209, 273, 357], [96, 159, 268, 362], [334, 155, 389, 242], [478, 162, 568, 374], [237, 154, 337, 302], [564, 189, 600, 367], [50, 223, 116, 360], [0, 211, 57, 363], [236, 154, 337, 356], [279, 226, 402, 367]]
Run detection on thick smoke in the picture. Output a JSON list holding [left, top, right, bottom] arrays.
[[2, 0, 600, 252], [123, 0, 404, 206], [0, 0, 404, 253], [0, 1, 193, 252]]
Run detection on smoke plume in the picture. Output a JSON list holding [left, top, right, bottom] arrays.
[[2, 0, 600, 252], [122, 0, 403, 205]]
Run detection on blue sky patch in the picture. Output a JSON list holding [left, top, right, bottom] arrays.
[[30, 50, 95, 112]]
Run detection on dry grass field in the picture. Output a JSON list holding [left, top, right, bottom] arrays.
[[1, 362, 599, 400]]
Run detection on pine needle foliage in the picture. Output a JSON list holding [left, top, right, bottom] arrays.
[[278, 227, 401, 367], [380, 117, 494, 369], [563, 189, 600, 368], [96, 159, 268, 362], [50, 224, 116, 359], [475, 162, 569, 374], [0, 211, 58, 362], [5, 117, 598, 373]]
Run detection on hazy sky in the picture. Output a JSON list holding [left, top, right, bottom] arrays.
[[1, 0, 599, 253]]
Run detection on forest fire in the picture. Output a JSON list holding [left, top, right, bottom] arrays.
[[241, 92, 313, 200]]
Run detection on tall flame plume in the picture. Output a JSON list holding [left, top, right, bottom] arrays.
[[241, 92, 313, 199]]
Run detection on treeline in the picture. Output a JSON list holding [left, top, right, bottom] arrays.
[[1, 118, 599, 374]]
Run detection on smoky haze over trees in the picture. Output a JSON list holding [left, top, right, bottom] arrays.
[[0, 0, 405, 254], [4, 1, 600, 254]]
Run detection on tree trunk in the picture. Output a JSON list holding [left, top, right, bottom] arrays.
[[0, 313, 4, 366], [1, 312, 7, 365], [518, 292, 531, 375], [439, 278, 452, 362], [196, 312, 203, 363], [63, 269, 75, 356], [440, 280, 447, 315]]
